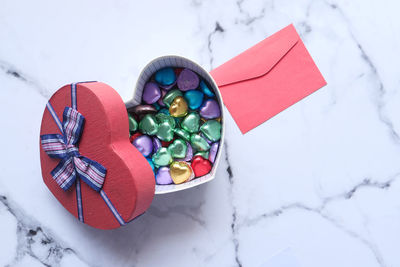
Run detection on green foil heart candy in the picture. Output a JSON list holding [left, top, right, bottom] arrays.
[[138, 114, 158, 135], [163, 89, 183, 107], [155, 112, 176, 128], [190, 134, 210, 151], [174, 128, 190, 141], [168, 139, 188, 159], [156, 121, 174, 141], [200, 120, 221, 142], [128, 113, 138, 133], [194, 151, 209, 159], [181, 112, 200, 133], [152, 147, 173, 167]]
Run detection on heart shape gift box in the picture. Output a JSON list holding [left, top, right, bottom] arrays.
[[39, 56, 224, 229], [127, 56, 225, 194]]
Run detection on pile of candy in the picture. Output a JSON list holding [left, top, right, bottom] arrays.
[[127, 67, 222, 185]]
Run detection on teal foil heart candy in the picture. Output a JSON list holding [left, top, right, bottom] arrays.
[[181, 112, 200, 133], [174, 128, 190, 141], [174, 117, 183, 128], [163, 89, 183, 107], [168, 139, 188, 159], [156, 121, 174, 142], [153, 102, 161, 110], [128, 113, 138, 133], [155, 67, 176, 87], [200, 120, 221, 142], [152, 147, 173, 166], [190, 134, 210, 151], [184, 90, 204, 110], [147, 158, 155, 174], [139, 114, 158, 135], [155, 113, 175, 128], [158, 108, 170, 115]]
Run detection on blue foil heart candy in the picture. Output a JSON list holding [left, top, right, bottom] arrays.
[[184, 90, 204, 110]]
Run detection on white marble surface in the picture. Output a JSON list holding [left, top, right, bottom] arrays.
[[1, 0, 400, 266]]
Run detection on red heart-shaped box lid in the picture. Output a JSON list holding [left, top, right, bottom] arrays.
[[39, 82, 155, 229]]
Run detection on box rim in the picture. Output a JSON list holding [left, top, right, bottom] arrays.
[[126, 55, 225, 194]]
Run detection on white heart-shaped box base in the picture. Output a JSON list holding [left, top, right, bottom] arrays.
[[126, 55, 225, 194]]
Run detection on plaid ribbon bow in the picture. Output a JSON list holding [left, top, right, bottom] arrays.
[[40, 83, 130, 226], [40, 107, 106, 192]]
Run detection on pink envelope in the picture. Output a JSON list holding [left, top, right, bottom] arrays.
[[210, 24, 327, 134]]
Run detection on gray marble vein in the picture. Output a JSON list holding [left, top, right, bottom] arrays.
[[0, 195, 88, 267], [1, 0, 400, 266], [0, 60, 50, 98], [224, 142, 242, 267]]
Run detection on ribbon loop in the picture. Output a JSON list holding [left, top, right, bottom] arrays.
[[62, 107, 85, 146], [41, 134, 69, 160], [41, 107, 106, 192]]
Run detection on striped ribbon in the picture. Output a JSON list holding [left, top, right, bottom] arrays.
[[40, 83, 126, 226]]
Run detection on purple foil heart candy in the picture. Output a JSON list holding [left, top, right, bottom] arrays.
[[208, 142, 219, 163], [152, 137, 162, 153], [158, 89, 167, 107], [132, 135, 153, 157], [182, 142, 193, 162], [143, 82, 161, 104], [156, 167, 173, 185], [159, 81, 176, 90], [199, 99, 220, 119], [200, 133, 213, 145], [177, 69, 200, 91]]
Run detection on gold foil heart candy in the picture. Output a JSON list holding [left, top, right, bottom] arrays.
[[170, 161, 193, 184], [169, 96, 188, 118]]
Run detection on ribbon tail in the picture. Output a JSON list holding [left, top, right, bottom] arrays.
[[50, 158, 77, 191], [40, 134, 68, 159], [74, 156, 106, 192]]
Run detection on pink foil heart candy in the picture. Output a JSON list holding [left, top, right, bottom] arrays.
[[128, 105, 157, 119]]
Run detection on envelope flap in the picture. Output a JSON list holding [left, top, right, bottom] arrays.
[[210, 24, 299, 87]]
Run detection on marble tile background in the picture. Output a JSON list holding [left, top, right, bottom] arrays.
[[1, 0, 399, 266]]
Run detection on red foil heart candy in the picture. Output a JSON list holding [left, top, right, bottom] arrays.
[[130, 132, 142, 143], [191, 155, 212, 177], [161, 139, 174, 147]]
